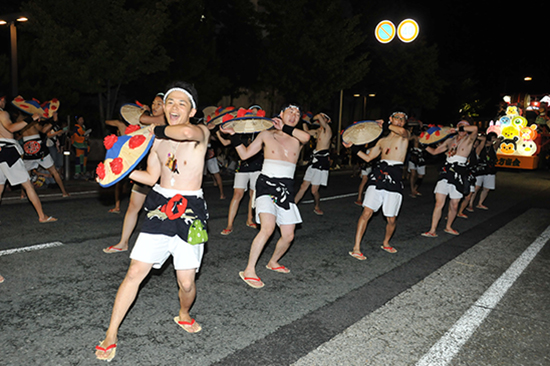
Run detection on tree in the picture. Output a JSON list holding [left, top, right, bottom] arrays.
[[20, 0, 171, 135], [257, 0, 370, 110]]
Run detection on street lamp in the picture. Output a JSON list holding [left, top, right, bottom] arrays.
[[0, 12, 29, 97]]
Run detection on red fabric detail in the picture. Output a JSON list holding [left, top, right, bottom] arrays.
[[124, 125, 141, 135], [96, 162, 106, 180], [110, 157, 123, 175], [103, 134, 118, 150], [128, 134, 146, 149], [161, 194, 188, 220]]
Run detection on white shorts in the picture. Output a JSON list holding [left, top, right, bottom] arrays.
[[24, 155, 55, 171], [475, 174, 495, 190], [255, 195, 302, 226], [362, 185, 403, 217], [434, 179, 463, 200], [361, 167, 372, 177], [0, 158, 30, 186], [303, 166, 329, 186], [407, 162, 426, 175], [130, 232, 204, 271], [233, 171, 260, 191], [206, 157, 219, 174]]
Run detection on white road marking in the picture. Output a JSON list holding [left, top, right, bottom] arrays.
[[0, 241, 64, 256], [416, 224, 550, 366]]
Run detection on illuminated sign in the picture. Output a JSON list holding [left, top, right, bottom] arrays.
[[397, 19, 419, 43], [375, 20, 396, 44]]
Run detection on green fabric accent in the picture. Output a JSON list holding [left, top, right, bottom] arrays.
[[187, 219, 208, 245]]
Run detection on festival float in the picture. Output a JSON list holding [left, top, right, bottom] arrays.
[[487, 104, 540, 169]]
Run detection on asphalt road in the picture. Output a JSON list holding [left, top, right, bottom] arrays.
[[1, 165, 549, 365]]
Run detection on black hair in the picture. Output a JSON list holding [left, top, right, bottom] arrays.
[[280, 102, 302, 116], [487, 132, 498, 140], [165, 81, 199, 108]]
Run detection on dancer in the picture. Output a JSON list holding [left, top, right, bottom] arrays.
[[95, 82, 209, 362], [20, 116, 70, 197], [103, 93, 166, 253], [0, 96, 57, 223], [294, 113, 332, 215], [422, 121, 478, 237], [71, 116, 91, 179], [344, 112, 410, 259], [468, 132, 499, 211], [354, 143, 376, 206], [221, 103, 310, 288], [408, 126, 426, 198], [216, 107, 264, 235]]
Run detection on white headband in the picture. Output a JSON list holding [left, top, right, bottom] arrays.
[[163, 87, 196, 109]]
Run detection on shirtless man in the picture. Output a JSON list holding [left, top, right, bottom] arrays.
[[95, 82, 209, 362], [103, 93, 166, 253], [20, 116, 70, 197], [421, 121, 478, 237], [344, 112, 410, 259], [294, 113, 332, 215], [221, 104, 310, 288], [0, 96, 57, 223]]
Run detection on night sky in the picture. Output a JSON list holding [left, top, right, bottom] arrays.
[[2, 1, 548, 108]]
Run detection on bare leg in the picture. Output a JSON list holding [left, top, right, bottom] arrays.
[[47, 165, 69, 196], [294, 180, 311, 204], [246, 190, 255, 226], [266, 224, 295, 270], [96, 260, 153, 360], [427, 193, 447, 234], [243, 213, 277, 279], [477, 188, 490, 208], [357, 175, 368, 202], [409, 169, 418, 195], [352, 206, 374, 253], [106, 191, 147, 252], [445, 198, 460, 232], [175, 269, 201, 332], [468, 185, 481, 210], [224, 188, 245, 231], [20, 180, 52, 222], [213, 173, 225, 199], [458, 192, 473, 217], [382, 216, 397, 247], [311, 184, 322, 214]]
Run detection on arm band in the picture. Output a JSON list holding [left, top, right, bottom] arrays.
[[153, 125, 168, 139], [230, 134, 243, 148], [282, 124, 295, 137], [458, 125, 465, 132], [383, 121, 390, 133], [23, 115, 34, 124]]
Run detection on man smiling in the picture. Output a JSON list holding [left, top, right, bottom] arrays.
[[95, 82, 210, 362]]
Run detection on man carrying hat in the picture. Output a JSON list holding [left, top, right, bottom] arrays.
[[95, 82, 209, 362], [343, 111, 410, 259], [0, 96, 57, 223], [422, 120, 478, 237], [221, 103, 310, 288], [294, 112, 333, 215]]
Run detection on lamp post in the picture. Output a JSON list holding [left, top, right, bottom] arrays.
[[0, 12, 29, 97]]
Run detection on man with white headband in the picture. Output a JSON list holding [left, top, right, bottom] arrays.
[[96, 81, 209, 362], [294, 112, 333, 215], [221, 103, 310, 288], [343, 111, 410, 259], [422, 120, 478, 237]]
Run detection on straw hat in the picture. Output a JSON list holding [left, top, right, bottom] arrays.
[[206, 106, 238, 127], [418, 125, 455, 145], [341, 120, 383, 145], [12, 96, 48, 118], [97, 126, 155, 187], [120, 103, 146, 126], [220, 108, 273, 133]]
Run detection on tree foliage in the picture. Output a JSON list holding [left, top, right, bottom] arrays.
[[20, 0, 171, 130], [257, 0, 370, 110]]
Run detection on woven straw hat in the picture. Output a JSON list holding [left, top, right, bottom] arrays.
[[341, 120, 383, 145]]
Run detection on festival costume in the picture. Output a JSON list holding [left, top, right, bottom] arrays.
[[407, 147, 426, 175], [233, 136, 263, 191], [130, 185, 209, 271], [0, 138, 30, 185], [473, 145, 497, 190], [362, 160, 404, 217], [22, 134, 55, 171], [434, 155, 469, 199], [303, 149, 330, 186], [255, 159, 301, 225], [71, 124, 89, 174]]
